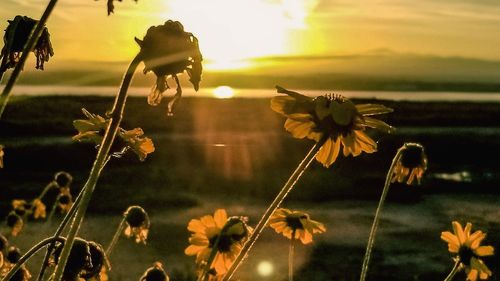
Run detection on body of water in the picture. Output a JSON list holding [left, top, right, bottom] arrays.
[[5, 85, 500, 102]]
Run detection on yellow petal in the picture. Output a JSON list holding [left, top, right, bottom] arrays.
[[214, 209, 228, 229], [363, 117, 395, 133], [356, 104, 393, 116], [452, 221, 466, 245], [474, 246, 494, 257], [284, 119, 316, 139]]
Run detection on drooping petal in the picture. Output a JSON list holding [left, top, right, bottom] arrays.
[[363, 116, 395, 133], [356, 104, 394, 116], [474, 246, 494, 257]]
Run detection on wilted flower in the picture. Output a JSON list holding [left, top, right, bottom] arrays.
[[391, 143, 428, 185], [11, 200, 28, 216], [0, 15, 54, 72], [124, 206, 150, 244], [6, 246, 21, 264], [54, 171, 73, 188], [140, 262, 169, 281], [136, 20, 203, 115], [32, 198, 46, 219], [104, 0, 138, 15], [9, 266, 31, 281], [269, 208, 326, 244], [271, 86, 394, 168], [80, 241, 107, 281], [57, 192, 73, 214], [6, 212, 23, 236], [73, 109, 154, 161], [116, 128, 155, 162], [52, 238, 92, 281], [0, 145, 4, 168], [441, 221, 494, 281], [185, 209, 251, 276]]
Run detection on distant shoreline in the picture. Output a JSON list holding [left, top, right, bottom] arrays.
[[2, 85, 500, 102]]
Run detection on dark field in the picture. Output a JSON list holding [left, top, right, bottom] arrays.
[[0, 95, 499, 281]]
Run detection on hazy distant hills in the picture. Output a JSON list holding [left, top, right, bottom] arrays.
[[11, 51, 500, 92]]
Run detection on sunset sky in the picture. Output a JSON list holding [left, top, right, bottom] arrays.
[[1, 0, 500, 86]]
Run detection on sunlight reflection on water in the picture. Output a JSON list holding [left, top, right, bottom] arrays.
[[5, 85, 500, 102]]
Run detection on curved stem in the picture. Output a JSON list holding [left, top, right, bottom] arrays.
[[289, 230, 296, 281], [222, 139, 325, 281], [0, 0, 59, 119], [359, 147, 404, 281], [0, 237, 65, 281], [105, 217, 126, 257], [51, 53, 142, 281], [36, 185, 85, 281], [37, 162, 108, 281], [443, 259, 461, 281]]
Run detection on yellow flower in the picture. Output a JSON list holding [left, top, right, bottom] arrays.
[[6, 212, 23, 236], [441, 221, 494, 281], [123, 206, 150, 244], [0, 145, 4, 168], [269, 208, 325, 244], [32, 198, 46, 219], [81, 241, 107, 281], [136, 20, 203, 115], [0, 15, 54, 72], [184, 209, 250, 276], [73, 109, 155, 161], [117, 128, 155, 161], [57, 189, 73, 214], [72, 108, 108, 144], [11, 200, 28, 215], [271, 86, 394, 168], [391, 143, 428, 185]]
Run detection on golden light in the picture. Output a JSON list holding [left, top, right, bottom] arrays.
[[257, 261, 274, 277], [213, 86, 235, 99], [163, 0, 316, 70]]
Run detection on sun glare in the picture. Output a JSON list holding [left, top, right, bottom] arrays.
[[213, 86, 235, 99], [257, 261, 274, 277], [164, 0, 315, 71]]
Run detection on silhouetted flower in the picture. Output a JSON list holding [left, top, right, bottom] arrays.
[[269, 208, 325, 244], [73, 109, 154, 161], [140, 262, 169, 281], [54, 171, 73, 188], [441, 221, 494, 281], [6, 212, 23, 236], [124, 206, 150, 244], [57, 192, 73, 214], [103, 0, 138, 15], [52, 238, 92, 281], [271, 86, 394, 167], [136, 20, 203, 115], [0, 15, 54, 72], [6, 246, 21, 264], [391, 143, 428, 185], [80, 242, 107, 281], [11, 200, 28, 216], [185, 209, 251, 276], [9, 266, 31, 281]]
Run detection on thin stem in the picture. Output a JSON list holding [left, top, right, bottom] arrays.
[[289, 230, 296, 281], [359, 147, 404, 281], [37, 162, 108, 281], [222, 139, 325, 281], [46, 194, 60, 223], [444, 259, 461, 281], [105, 217, 126, 257], [0, 0, 59, 119], [51, 53, 142, 281], [0, 237, 65, 281], [36, 186, 85, 281]]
